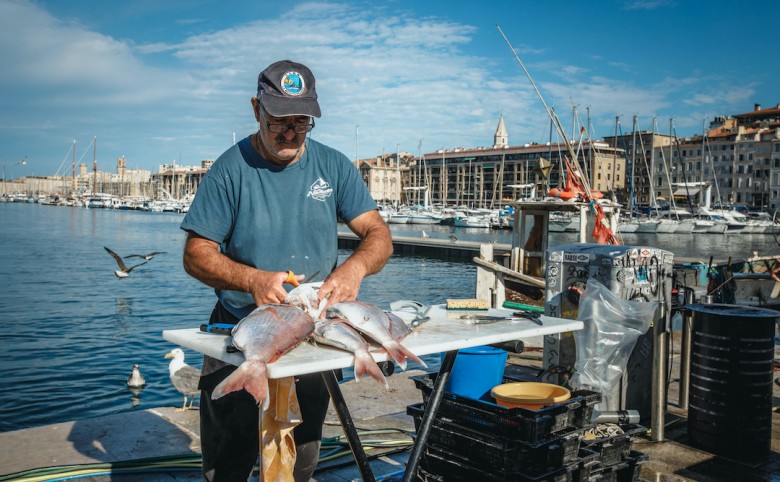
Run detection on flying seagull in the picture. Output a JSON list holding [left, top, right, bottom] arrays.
[[164, 348, 200, 411], [127, 364, 146, 388], [104, 247, 147, 278], [126, 251, 167, 261]]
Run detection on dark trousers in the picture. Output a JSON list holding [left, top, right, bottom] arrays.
[[198, 302, 333, 481]]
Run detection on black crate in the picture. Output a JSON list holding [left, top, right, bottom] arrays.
[[419, 444, 598, 482], [581, 424, 647, 467], [408, 402, 584, 474], [416, 466, 444, 482], [586, 450, 648, 482], [411, 372, 601, 442]]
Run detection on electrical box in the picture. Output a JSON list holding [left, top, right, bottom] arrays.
[[543, 243, 673, 422]]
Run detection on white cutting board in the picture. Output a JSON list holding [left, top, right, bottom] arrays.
[[162, 304, 582, 379]]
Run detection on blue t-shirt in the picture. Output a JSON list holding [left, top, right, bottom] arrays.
[[181, 136, 377, 319]]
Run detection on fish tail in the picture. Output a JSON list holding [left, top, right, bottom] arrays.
[[353, 351, 389, 390], [383, 341, 427, 371], [211, 361, 269, 409]]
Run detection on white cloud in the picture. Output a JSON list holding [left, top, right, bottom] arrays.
[[0, 0, 769, 176]]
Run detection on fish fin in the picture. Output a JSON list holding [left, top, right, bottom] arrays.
[[383, 341, 427, 371], [353, 351, 390, 390], [211, 361, 269, 408]]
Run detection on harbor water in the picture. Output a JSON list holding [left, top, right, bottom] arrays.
[[0, 202, 778, 434]]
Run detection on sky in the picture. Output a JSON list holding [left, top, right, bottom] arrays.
[[1, 0, 778, 178]]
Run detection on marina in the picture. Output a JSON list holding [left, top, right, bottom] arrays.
[[1, 201, 780, 481]]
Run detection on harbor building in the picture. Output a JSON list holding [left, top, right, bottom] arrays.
[[1, 157, 213, 203], [356, 152, 413, 206], [605, 103, 780, 211], [358, 116, 626, 208]]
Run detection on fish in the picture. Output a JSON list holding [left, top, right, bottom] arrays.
[[211, 304, 314, 410], [312, 319, 389, 389], [284, 282, 328, 319], [325, 301, 427, 371]]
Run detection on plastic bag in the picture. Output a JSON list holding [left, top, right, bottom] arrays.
[[571, 278, 659, 410]]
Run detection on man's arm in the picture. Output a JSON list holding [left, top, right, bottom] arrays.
[[317, 210, 393, 309], [182, 232, 300, 305]]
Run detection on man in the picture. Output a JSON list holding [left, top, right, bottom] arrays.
[[181, 59, 392, 482]]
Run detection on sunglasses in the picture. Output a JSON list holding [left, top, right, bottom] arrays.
[[257, 104, 315, 134]]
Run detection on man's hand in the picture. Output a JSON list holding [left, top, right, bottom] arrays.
[[317, 263, 363, 315], [249, 270, 297, 305], [314, 210, 392, 317]]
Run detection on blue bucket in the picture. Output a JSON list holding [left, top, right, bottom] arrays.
[[445, 345, 508, 400]]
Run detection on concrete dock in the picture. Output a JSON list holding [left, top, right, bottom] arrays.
[[1, 352, 779, 481]]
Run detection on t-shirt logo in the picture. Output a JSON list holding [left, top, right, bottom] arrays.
[[307, 178, 333, 202]]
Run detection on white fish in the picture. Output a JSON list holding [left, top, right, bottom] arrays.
[[325, 301, 427, 371], [312, 319, 389, 389], [212, 304, 314, 410], [284, 282, 328, 319]]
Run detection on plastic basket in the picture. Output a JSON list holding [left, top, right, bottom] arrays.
[[580, 424, 647, 467], [412, 371, 601, 442], [419, 444, 598, 482], [586, 450, 648, 482], [408, 403, 584, 474]]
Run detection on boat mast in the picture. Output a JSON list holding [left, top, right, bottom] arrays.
[[668, 118, 680, 219], [650, 117, 657, 212], [71, 139, 76, 195], [630, 114, 637, 212], [92, 136, 97, 195], [396, 144, 401, 208]]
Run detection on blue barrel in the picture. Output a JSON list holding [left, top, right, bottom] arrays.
[[686, 303, 778, 462], [445, 345, 508, 400]]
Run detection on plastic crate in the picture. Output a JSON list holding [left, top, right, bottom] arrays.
[[408, 402, 584, 474], [581, 424, 647, 467], [419, 444, 598, 482], [411, 372, 601, 442], [415, 466, 444, 482], [586, 450, 648, 482]]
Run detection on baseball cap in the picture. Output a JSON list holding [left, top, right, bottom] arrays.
[[257, 60, 321, 118]]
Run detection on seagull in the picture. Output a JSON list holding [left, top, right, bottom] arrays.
[[126, 251, 167, 261], [164, 348, 201, 411], [420, 230, 430, 239], [127, 364, 146, 388], [449, 235, 458, 243], [104, 247, 147, 278]]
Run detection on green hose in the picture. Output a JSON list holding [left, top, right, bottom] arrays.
[[0, 427, 415, 481]]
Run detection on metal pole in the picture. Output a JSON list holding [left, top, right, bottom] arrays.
[[321, 370, 375, 482], [678, 288, 694, 410], [403, 350, 457, 482], [651, 276, 670, 441]]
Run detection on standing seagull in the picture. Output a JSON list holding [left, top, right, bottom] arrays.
[[164, 348, 200, 411], [126, 251, 167, 261], [104, 247, 147, 278], [420, 230, 430, 239], [127, 364, 146, 388], [449, 235, 458, 243]]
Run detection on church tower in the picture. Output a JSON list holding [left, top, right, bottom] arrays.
[[493, 114, 508, 148]]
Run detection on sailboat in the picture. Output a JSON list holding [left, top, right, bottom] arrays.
[[405, 142, 443, 225]]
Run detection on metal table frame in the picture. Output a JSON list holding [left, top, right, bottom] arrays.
[[162, 305, 582, 481]]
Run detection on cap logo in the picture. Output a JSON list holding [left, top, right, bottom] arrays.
[[280, 71, 305, 96]]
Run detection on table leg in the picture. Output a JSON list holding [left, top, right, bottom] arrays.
[[321, 370, 376, 482], [402, 350, 457, 482]]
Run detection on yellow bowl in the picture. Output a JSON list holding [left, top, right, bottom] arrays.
[[490, 382, 571, 410]]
